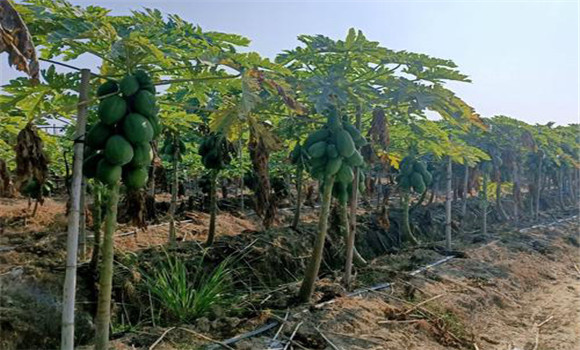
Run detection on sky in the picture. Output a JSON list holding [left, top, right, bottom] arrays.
[[1, 0, 579, 125]]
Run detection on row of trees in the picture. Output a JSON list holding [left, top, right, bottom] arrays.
[[0, 1, 578, 349]]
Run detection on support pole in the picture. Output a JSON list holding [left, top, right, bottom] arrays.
[[60, 68, 90, 350]]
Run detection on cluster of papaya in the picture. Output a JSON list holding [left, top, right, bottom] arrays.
[[83, 70, 160, 189], [198, 133, 232, 170], [396, 157, 432, 193], [160, 135, 186, 161], [305, 114, 367, 203]]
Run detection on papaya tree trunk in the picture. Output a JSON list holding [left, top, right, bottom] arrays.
[[482, 171, 488, 235], [401, 191, 418, 245], [559, 167, 565, 208], [512, 162, 520, 226], [299, 176, 334, 302], [460, 162, 469, 228], [94, 181, 120, 350], [168, 145, 178, 246], [61, 69, 90, 350], [89, 187, 102, 275], [495, 178, 507, 220], [445, 156, 452, 251], [291, 165, 303, 229], [206, 169, 218, 246]]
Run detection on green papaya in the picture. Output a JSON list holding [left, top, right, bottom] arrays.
[[346, 150, 364, 167], [354, 136, 368, 148], [202, 150, 221, 169], [335, 130, 356, 158], [134, 70, 152, 86], [399, 175, 411, 190], [179, 140, 186, 153], [83, 153, 103, 179], [199, 138, 211, 157], [344, 123, 362, 141], [311, 165, 325, 181], [413, 161, 427, 174], [122, 113, 154, 144], [308, 141, 327, 158], [290, 144, 302, 164], [410, 172, 426, 193], [97, 80, 119, 97], [104, 135, 134, 166], [400, 157, 414, 175], [120, 75, 140, 96], [422, 171, 433, 186], [304, 129, 330, 148], [325, 157, 342, 176], [86, 122, 112, 149], [327, 113, 342, 132], [358, 176, 365, 194], [336, 164, 354, 183], [133, 90, 156, 118], [130, 143, 153, 168], [126, 167, 149, 189], [325, 144, 338, 159], [310, 155, 327, 169], [96, 159, 122, 186], [98, 96, 127, 125], [149, 114, 161, 138]]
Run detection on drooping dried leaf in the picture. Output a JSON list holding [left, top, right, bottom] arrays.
[[14, 123, 49, 196], [0, 158, 15, 197], [368, 107, 390, 149], [0, 0, 39, 81]]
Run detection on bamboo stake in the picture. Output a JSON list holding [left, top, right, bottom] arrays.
[[60, 68, 90, 350]]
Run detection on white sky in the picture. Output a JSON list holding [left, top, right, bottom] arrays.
[[1, 0, 579, 125]]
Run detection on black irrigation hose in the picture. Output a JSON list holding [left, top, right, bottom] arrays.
[[209, 214, 579, 349]]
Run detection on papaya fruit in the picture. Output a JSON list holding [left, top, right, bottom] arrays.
[[126, 167, 149, 189], [327, 113, 342, 132], [325, 144, 338, 159], [290, 144, 302, 164], [310, 155, 327, 169], [98, 96, 127, 125], [86, 122, 112, 149], [333, 181, 348, 204], [308, 141, 327, 158], [358, 176, 365, 194], [346, 150, 364, 167], [96, 159, 122, 186], [179, 140, 186, 154], [120, 75, 140, 96], [413, 161, 427, 174], [422, 171, 433, 186], [199, 138, 211, 157], [133, 90, 156, 118], [335, 130, 356, 158], [202, 150, 221, 169], [344, 123, 362, 141], [410, 172, 426, 193], [325, 157, 342, 176], [398, 175, 411, 190], [304, 129, 330, 148], [149, 114, 161, 138], [354, 136, 367, 148], [336, 164, 354, 183], [400, 157, 414, 175], [97, 80, 119, 97], [122, 113, 154, 144], [311, 165, 325, 181], [134, 70, 152, 86], [83, 153, 103, 179], [130, 143, 153, 168], [105, 135, 134, 166]]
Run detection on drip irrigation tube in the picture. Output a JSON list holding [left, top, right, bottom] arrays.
[[209, 214, 579, 349]]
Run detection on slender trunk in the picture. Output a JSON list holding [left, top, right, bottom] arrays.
[[512, 162, 520, 227], [168, 145, 178, 246], [445, 156, 452, 251], [461, 163, 469, 226], [343, 200, 355, 289], [401, 192, 418, 245], [299, 176, 335, 302], [89, 188, 102, 274], [206, 170, 218, 246], [482, 171, 488, 235], [559, 167, 565, 208], [79, 177, 87, 259], [238, 137, 244, 212], [61, 69, 90, 350], [94, 181, 120, 350], [495, 180, 507, 220], [291, 166, 303, 229]]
